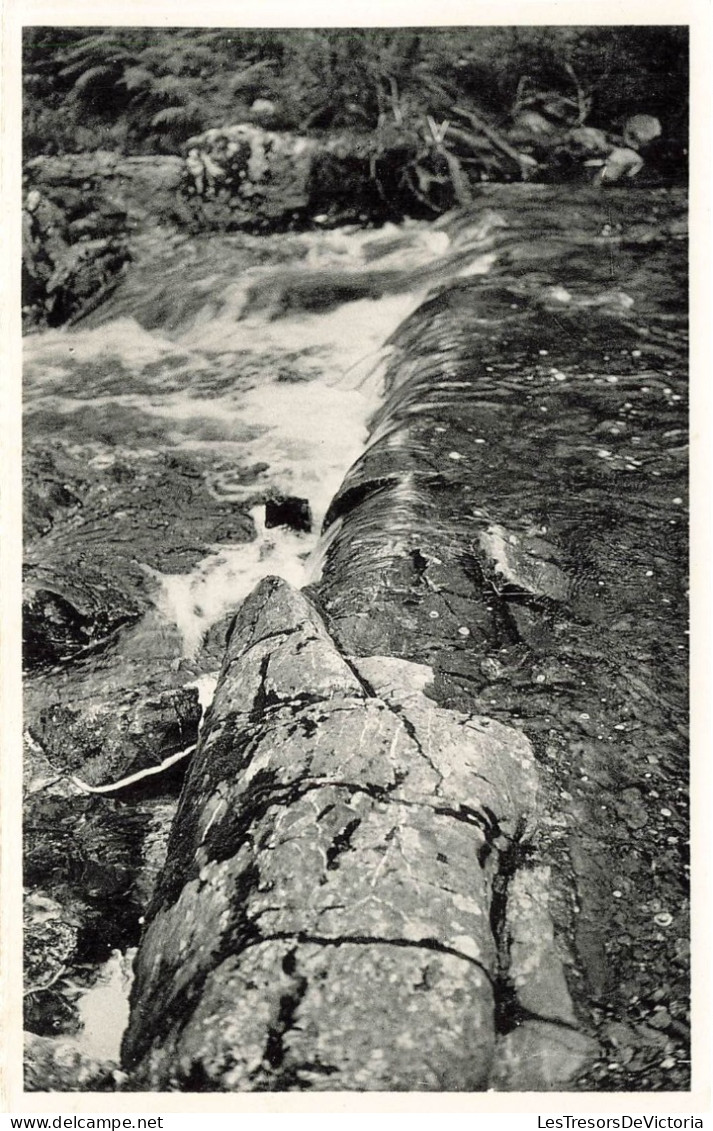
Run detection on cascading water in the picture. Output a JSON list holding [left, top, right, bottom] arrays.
[[23, 187, 689, 1089], [24, 217, 498, 667], [22, 212, 500, 1074]]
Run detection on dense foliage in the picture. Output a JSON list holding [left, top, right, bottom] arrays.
[[23, 26, 688, 157]]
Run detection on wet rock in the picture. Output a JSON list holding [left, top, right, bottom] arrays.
[[264, 495, 312, 533], [23, 891, 86, 1039], [21, 442, 256, 675], [31, 683, 201, 787], [24, 793, 157, 955], [478, 525, 572, 603], [23, 447, 85, 542], [123, 576, 547, 1090], [23, 574, 141, 670], [22, 154, 192, 329]]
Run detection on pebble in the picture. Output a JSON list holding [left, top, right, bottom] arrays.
[[448, 451, 462, 460], [457, 626, 470, 637], [660, 808, 672, 816], [654, 912, 673, 927], [429, 610, 439, 619], [660, 1057, 676, 1070]]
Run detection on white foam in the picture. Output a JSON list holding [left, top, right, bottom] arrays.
[[25, 219, 496, 657], [75, 948, 135, 1063], [185, 673, 220, 718], [24, 317, 179, 369], [151, 506, 316, 658]]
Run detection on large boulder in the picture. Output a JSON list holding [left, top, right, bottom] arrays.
[[123, 577, 597, 1090]]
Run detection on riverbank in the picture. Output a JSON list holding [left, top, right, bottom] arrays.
[[22, 105, 683, 333]]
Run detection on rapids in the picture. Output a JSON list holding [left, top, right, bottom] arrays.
[[22, 184, 689, 1089], [24, 214, 498, 660]]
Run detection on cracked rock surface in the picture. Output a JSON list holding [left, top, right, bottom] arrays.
[[124, 577, 592, 1090]]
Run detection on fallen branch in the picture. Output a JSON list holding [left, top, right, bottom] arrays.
[[71, 743, 196, 794], [452, 105, 539, 178], [425, 115, 472, 206]]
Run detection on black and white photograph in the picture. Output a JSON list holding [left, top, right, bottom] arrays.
[[2, 7, 704, 1106]]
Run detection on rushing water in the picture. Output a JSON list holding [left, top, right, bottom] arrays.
[[23, 185, 688, 1087], [24, 216, 499, 662]]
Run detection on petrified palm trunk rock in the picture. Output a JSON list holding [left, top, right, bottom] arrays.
[[123, 576, 543, 1090]]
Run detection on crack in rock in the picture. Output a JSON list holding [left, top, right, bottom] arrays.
[[125, 576, 597, 1091]]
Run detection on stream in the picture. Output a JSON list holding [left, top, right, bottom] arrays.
[[22, 184, 689, 1091]]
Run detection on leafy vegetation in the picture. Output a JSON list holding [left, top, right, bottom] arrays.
[[23, 26, 688, 157]]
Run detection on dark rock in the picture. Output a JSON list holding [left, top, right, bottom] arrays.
[[22, 180, 131, 331], [264, 495, 312, 533], [23, 447, 85, 542], [24, 891, 81, 1034], [31, 683, 200, 787], [23, 790, 165, 961], [22, 577, 140, 670]]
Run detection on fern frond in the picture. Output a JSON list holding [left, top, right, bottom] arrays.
[[229, 59, 276, 90], [150, 104, 196, 128], [59, 35, 133, 64], [119, 66, 153, 91], [73, 65, 115, 93], [151, 74, 188, 102]]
